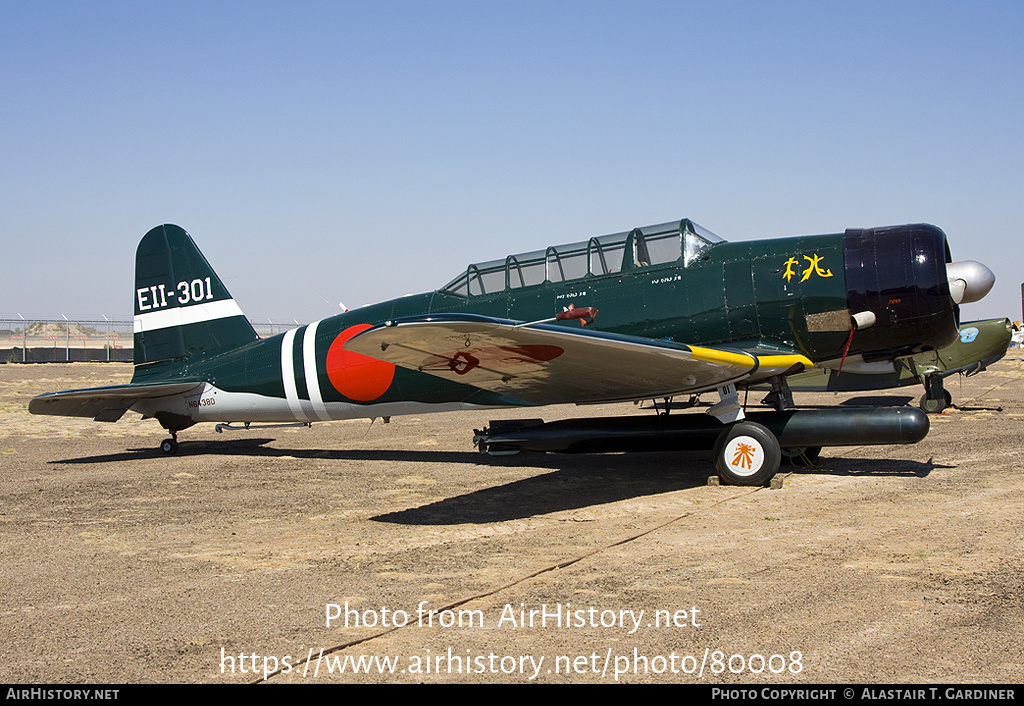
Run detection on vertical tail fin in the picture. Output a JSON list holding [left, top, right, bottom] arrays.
[[133, 224, 258, 365]]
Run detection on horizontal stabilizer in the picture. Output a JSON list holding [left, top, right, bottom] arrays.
[[29, 382, 203, 422], [344, 314, 760, 405]]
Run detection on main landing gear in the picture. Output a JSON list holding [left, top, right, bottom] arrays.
[[473, 404, 927, 486], [713, 421, 781, 486]]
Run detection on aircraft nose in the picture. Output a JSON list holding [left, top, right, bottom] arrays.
[[947, 260, 996, 304]]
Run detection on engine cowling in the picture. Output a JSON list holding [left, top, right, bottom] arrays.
[[843, 224, 992, 361]]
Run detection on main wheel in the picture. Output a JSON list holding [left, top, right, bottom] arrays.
[[713, 422, 781, 486], [781, 445, 822, 467], [160, 438, 178, 455]]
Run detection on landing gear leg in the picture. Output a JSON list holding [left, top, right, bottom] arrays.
[[760, 375, 795, 411]]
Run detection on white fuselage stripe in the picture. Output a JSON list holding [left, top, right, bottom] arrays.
[[134, 299, 245, 333], [302, 320, 331, 421], [280, 328, 309, 422]]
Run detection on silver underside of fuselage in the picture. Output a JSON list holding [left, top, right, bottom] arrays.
[[130, 383, 505, 425]]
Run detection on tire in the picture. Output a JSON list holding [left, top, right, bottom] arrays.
[[920, 391, 950, 414], [713, 422, 781, 486], [160, 438, 178, 455]]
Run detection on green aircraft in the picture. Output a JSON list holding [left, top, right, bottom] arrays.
[[29, 219, 996, 486], [760, 318, 1012, 414]]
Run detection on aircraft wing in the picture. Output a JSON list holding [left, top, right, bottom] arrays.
[[29, 382, 203, 422], [344, 314, 806, 405]]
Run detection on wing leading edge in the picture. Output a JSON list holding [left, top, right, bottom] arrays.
[[343, 314, 806, 406]]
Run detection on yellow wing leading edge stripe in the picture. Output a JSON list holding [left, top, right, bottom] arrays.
[[754, 354, 815, 370], [686, 346, 760, 369], [685, 347, 814, 380]]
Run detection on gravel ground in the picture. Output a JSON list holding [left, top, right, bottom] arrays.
[[1, 357, 1021, 684]]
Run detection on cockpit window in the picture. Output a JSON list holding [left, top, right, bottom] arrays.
[[588, 232, 628, 276], [685, 221, 723, 265], [546, 244, 588, 283], [440, 218, 723, 296], [507, 250, 546, 289], [468, 260, 506, 296], [634, 222, 682, 267]]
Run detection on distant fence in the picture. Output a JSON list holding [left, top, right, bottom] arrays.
[[0, 316, 301, 363]]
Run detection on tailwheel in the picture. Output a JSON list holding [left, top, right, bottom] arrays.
[[713, 421, 781, 486], [781, 445, 822, 467], [160, 436, 178, 455]]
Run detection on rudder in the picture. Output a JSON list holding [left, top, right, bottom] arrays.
[[133, 224, 258, 364]]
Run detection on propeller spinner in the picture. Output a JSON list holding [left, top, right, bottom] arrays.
[[947, 260, 996, 304]]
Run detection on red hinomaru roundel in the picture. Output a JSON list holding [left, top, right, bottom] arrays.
[[326, 325, 396, 401]]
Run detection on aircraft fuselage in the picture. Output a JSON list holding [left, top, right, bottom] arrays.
[[129, 222, 962, 428]]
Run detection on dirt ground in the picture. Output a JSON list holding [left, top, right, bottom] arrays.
[[1, 357, 1022, 684]]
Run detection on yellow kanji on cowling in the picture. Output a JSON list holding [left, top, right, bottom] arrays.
[[783, 254, 833, 282]]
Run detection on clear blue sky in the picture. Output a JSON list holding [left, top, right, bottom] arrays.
[[2, 1, 1022, 323]]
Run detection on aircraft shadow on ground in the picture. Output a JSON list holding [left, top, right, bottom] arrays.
[[51, 437, 287, 464], [51, 439, 948, 524], [373, 454, 947, 525], [373, 453, 713, 524], [829, 396, 1003, 413], [788, 456, 949, 480], [838, 395, 916, 407]]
